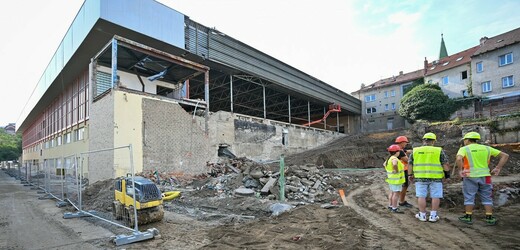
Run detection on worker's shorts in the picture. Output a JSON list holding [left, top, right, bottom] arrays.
[[388, 184, 402, 192], [463, 176, 493, 206], [415, 181, 443, 198]]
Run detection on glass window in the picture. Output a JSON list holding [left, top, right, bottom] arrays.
[[482, 81, 492, 93], [502, 75, 514, 88], [462, 90, 469, 97], [65, 133, 71, 144], [366, 107, 376, 114], [476, 62, 483, 73], [442, 76, 449, 85], [57, 136, 62, 146], [75, 128, 84, 141], [384, 91, 388, 98], [391, 90, 396, 97], [499, 53, 513, 66], [461, 71, 468, 80], [384, 104, 389, 111], [391, 103, 396, 110], [364, 94, 376, 102]]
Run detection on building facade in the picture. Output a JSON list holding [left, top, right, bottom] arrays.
[[352, 70, 423, 132], [18, 0, 361, 182]]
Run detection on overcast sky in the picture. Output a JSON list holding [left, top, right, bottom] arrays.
[[1, 0, 520, 126]]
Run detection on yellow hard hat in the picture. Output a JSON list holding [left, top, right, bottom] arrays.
[[463, 131, 481, 140], [423, 132, 437, 140]]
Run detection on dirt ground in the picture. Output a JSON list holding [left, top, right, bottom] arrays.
[[3, 126, 520, 249]]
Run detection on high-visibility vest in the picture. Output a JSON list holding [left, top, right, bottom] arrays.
[[462, 144, 492, 177], [385, 155, 405, 185], [412, 146, 443, 179]]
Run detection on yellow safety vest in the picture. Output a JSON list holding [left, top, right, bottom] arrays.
[[412, 146, 443, 179], [462, 144, 492, 177], [385, 155, 405, 185]]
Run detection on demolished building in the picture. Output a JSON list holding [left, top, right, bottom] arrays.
[[17, 0, 361, 182]]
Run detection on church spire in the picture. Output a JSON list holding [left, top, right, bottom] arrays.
[[439, 33, 448, 59]]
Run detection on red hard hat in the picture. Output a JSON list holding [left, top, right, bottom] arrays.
[[387, 144, 401, 152], [395, 136, 409, 143]]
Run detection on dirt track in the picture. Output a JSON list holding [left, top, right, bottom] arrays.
[[2, 168, 520, 249]]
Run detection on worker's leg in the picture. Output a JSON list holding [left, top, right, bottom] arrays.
[[414, 181, 427, 221], [459, 177, 478, 224], [480, 176, 496, 225], [427, 181, 442, 222], [399, 171, 413, 207]]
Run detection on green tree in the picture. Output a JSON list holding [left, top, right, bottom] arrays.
[[398, 84, 455, 123], [0, 129, 22, 161]]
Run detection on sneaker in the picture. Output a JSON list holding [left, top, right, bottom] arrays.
[[458, 215, 473, 225], [387, 206, 392, 210], [485, 216, 497, 226], [391, 208, 404, 214], [399, 201, 413, 208], [415, 213, 427, 222], [429, 215, 440, 222]]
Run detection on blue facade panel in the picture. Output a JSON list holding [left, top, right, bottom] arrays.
[[18, 0, 186, 127], [100, 0, 185, 49]]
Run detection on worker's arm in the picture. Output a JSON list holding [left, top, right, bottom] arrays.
[[491, 151, 509, 176], [392, 158, 399, 173], [456, 155, 467, 177]]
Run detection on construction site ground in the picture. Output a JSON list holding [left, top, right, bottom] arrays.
[[2, 127, 520, 249]]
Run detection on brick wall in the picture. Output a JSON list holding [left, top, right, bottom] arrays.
[[142, 98, 212, 175], [88, 93, 115, 183]]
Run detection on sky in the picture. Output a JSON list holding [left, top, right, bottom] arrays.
[[1, 0, 520, 127]]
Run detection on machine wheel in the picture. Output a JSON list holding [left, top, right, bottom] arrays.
[[112, 201, 123, 220], [125, 206, 135, 227]]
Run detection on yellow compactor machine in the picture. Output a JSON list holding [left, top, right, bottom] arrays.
[[113, 176, 164, 226]]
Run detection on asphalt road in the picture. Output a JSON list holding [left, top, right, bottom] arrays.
[[0, 169, 113, 249]]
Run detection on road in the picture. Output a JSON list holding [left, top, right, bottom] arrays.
[[0, 170, 113, 250]]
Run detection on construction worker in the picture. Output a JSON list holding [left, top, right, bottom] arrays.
[[456, 131, 509, 226], [384, 144, 406, 214], [395, 136, 413, 208], [408, 132, 450, 222]]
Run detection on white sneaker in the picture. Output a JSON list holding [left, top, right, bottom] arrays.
[[429, 215, 440, 222], [415, 213, 427, 222]]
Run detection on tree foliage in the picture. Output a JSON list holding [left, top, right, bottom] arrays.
[[398, 84, 455, 123], [0, 129, 22, 161]]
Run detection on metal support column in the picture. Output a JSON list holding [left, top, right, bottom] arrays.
[[263, 85, 266, 119], [111, 38, 118, 88], [324, 107, 327, 129], [204, 70, 210, 134], [288, 95, 291, 123], [230, 75, 234, 113], [307, 101, 311, 127], [336, 112, 340, 132]]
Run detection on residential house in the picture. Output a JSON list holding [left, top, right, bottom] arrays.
[[4, 123, 16, 135], [352, 70, 423, 132], [424, 46, 479, 99]]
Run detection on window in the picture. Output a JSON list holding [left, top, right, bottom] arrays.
[[476, 62, 483, 73], [385, 104, 389, 111], [391, 90, 396, 97], [365, 94, 376, 102], [461, 71, 468, 80], [499, 53, 513, 66], [502, 75, 514, 88], [391, 103, 396, 110], [462, 90, 469, 97], [57, 136, 62, 146], [64, 133, 71, 144], [75, 128, 84, 141], [366, 107, 376, 114], [482, 81, 491, 93], [442, 76, 449, 85], [384, 91, 388, 98], [456, 56, 463, 61]]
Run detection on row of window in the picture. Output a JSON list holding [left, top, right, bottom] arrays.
[[365, 90, 397, 102], [366, 103, 396, 114], [476, 52, 513, 73], [23, 128, 85, 154], [481, 75, 515, 93]]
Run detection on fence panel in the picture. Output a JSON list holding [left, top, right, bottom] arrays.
[[63, 145, 158, 245]]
